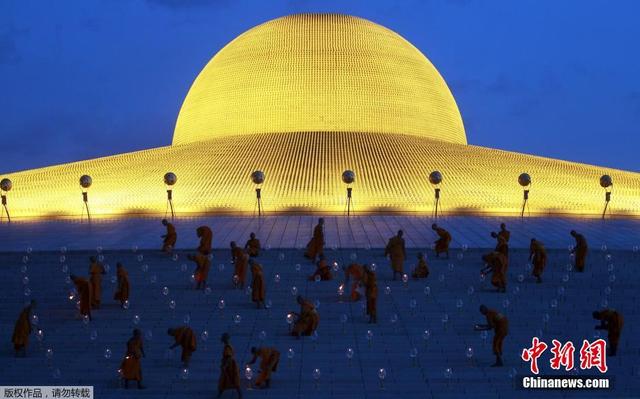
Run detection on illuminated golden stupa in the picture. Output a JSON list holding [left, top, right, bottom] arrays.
[[2, 14, 639, 219]]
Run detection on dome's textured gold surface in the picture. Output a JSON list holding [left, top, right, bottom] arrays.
[[173, 14, 466, 145]]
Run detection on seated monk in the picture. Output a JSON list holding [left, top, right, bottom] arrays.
[[363, 266, 378, 324], [168, 326, 197, 367], [89, 256, 106, 309], [217, 333, 241, 399], [245, 232, 261, 257], [250, 259, 266, 309], [529, 239, 547, 283], [71, 275, 92, 320], [344, 263, 365, 301], [231, 242, 248, 289], [291, 296, 319, 338], [411, 252, 430, 279], [161, 219, 177, 253], [593, 309, 624, 356], [304, 218, 325, 261], [481, 252, 508, 293], [384, 230, 406, 280], [188, 253, 211, 290], [120, 329, 145, 389], [308, 255, 332, 281], [114, 263, 130, 308], [432, 224, 452, 258], [248, 346, 280, 388], [475, 305, 509, 367], [196, 226, 213, 255], [570, 230, 588, 272], [12, 300, 35, 357]]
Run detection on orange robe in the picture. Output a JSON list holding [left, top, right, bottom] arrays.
[[163, 223, 177, 252], [345, 263, 364, 301], [120, 336, 143, 381], [192, 254, 211, 283], [114, 267, 130, 304], [304, 224, 324, 259], [89, 261, 105, 308], [218, 344, 241, 391], [253, 347, 280, 386], [530, 241, 547, 278], [245, 238, 261, 257], [486, 309, 508, 356], [232, 247, 248, 286], [171, 327, 197, 363], [309, 259, 332, 281], [363, 271, 378, 319], [434, 228, 452, 255], [292, 300, 319, 336], [197, 226, 212, 255], [384, 236, 406, 273], [251, 263, 265, 303], [73, 277, 92, 316], [598, 309, 624, 351], [12, 306, 32, 351], [485, 252, 508, 291], [573, 234, 588, 272], [495, 236, 509, 259], [412, 258, 430, 279], [498, 229, 510, 243]]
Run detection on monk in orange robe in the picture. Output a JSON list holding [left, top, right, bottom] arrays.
[[384, 230, 406, 280], [529, 239, 547, 283], [197, 225, 213, 255], [308, 255, 332, 281], [231, 242, 248, 289], [344, 263, 365, 301], [250, 259, 265, 309], [114, 263, 130, 308], [475, 305, 508, 367], [593, 309, 624, 356], [491, 232, 509, 259], [71, 275, 92, 320], [248, 346, 280, 388], [363, 266, 378, 324], [497, 223, 510, 243], [291, 296, 319, 337], [168, 326, 197, 367], [245, 232, 261, 257], [88, 256, 106, 309], [161, 219, 177, 253], [570, 230, 588, 272], [304, 218, 325, 261], [120, 329, 145, 389], [188, 253, 211, 290], [12, 300, 35, 357], [217, 333, 241, 399], [432, 224, 452, 258], [411, 252, 430, 279], [481, 252, 508, 293]]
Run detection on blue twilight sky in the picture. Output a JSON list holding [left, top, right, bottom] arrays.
[[1, 0, 639, 173]]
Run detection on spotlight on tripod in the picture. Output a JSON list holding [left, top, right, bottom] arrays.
[[342, 170, 355, 217], [79, 175, 93, 223], [1, 178, 12, 223], [428, 170, 443, 219], [164, 172, 177, 220], [518, 173, 531, 218], [600, 174, 613, 220], [251, 170, 265, 217]]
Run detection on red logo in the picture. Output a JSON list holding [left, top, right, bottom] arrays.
[[521, 338, 608, 374]]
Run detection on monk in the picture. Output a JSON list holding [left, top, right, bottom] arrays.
[[475, 305, 509, 367], [481, 252, 508, 293], [71, 275, 92, 320], [411, 252, 430, 279], [308, 255, 332, 281], [593, 309, 624, 356], [12, 300, 35, 357], [217, 333, 242, 399], [432, 224, 452, 258], [188, 253, 211, 290], [304, 217, 325, 261], [120, 329, 145, 389], [290, 296, 319, 338], [245, 232, 261, 257], [363, 266, 378, 324], [89, 256, 106, 309], [161, 219, 177, 253], [168, 326, 197, 367], [384, 230, 406, 280], [197, 225, 213, 255], [248, 346, 280, 388], [570, 230, 588, 272], [114, 263, 130, 308], [497, 223, 510, 243], [344, 263, 365, 301], [231, 242, 248, 289], [250, 259, 265, 309], [491, 232, 509, 259], [529, 239, 547, 283]]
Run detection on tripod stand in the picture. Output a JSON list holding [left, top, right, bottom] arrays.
[[254, 188, 263, 217], [1, 194, 10, 223], [433, 188, 441, 219], [165, 189, 175, 220], [81, 191, 91, 223], [520, 189, 530, 219], [344, 187, 354, 217], [602, 191, 611, 220]]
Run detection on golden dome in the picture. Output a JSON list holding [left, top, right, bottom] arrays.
[[172, 14, 466, 145]]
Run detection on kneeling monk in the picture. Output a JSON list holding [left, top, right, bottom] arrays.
[[248, 346, 280, 388], [168, 326, 197, 367], [411, 252, 430, 279], [290, 296, 319, 338]]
